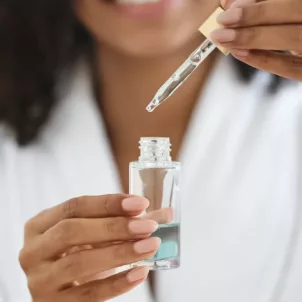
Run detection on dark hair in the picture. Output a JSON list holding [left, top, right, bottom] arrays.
[[0, 0, 281, 146]]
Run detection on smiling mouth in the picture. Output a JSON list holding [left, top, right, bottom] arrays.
[[116, 0, 161, 4], [106, 0, 183, 20]]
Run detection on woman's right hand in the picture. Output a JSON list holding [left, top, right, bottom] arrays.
[[19, 194, 160, 302]]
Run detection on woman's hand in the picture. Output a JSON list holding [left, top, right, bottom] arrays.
[[19, 194, 160, 302], [214, 0, 302, 81]]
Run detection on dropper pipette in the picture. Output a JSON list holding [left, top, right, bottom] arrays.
[[146, 39, 216, 112], [146, 7, 228, 113]]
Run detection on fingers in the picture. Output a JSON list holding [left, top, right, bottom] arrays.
[[59, 267, 149, 302], [21, 195, 155, 302], [221, 0, 236, 9], [40, 217, 158, 259], [215, 0, 302, 52], [218, 1, 302, 28], [55, 237, 159, 290], [222, 0, 256, 10], [232, 50, 302, 81], [30, 238, 160, 294], [25, 195, 149, 236], [144, 208, 173, 224], [230, 0, 257, 8], [211, 25, 302, 52], [216, 0, 302, 82]]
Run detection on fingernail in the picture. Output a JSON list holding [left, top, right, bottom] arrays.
[[133, 237, 161, 254], [231, 49, 249, 57], [126, 267, 149, 283], [122, 197, 149, 212], [221, 0, 237, 8], [230, 0, 251, 9], [129, 219, 158, 235], [210, 29, 236, 43], [217, 8, 242, 25], [221, 0, 228, 8]]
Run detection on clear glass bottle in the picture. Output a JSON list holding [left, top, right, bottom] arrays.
[[129, 137, 181, 270]]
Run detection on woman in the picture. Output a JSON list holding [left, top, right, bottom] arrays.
[[1, 0, 302, 300]]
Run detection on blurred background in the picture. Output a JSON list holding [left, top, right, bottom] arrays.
[[1, 0, 302, 301]]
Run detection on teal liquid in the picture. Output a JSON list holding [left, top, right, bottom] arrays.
[[148, 222, 180, 263], [130, 222, 180, 270]]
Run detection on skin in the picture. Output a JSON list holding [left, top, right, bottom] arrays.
[[20, 0, 302, 301], [19, 195, 161, 301], [214, 0, 302, 81]]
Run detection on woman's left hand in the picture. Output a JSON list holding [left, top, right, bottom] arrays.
[[211, 0, 302, 81]]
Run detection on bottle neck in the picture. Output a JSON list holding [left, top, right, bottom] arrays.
[[139, 137, 172, 163]]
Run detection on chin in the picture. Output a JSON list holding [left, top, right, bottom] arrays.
[[99, 24, 203, 58]]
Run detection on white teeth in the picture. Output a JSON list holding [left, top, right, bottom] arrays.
[[117, 0, 160, 4]]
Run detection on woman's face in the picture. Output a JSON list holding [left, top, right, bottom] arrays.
[[75, 0, 220, 57]]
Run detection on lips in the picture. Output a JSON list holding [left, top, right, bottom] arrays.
[[110, 0, 181, 20], [117, 0, 160, 4]]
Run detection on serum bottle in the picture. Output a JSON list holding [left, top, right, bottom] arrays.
[[129, 137, 181, 270]]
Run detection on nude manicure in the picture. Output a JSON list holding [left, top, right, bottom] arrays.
[[122, 197, 149, 212], [126, 267, 149, 283], [210, 29, 236, 43], [133, 237, 161, 254], [217, 8, 242, 25], [128, 219, 158, 235], [231, 0, 254, 8]]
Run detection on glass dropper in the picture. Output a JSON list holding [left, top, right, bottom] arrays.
[[146, 38, 216, 113]]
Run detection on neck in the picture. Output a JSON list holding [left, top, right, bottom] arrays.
[[95, 36, 218, 154]]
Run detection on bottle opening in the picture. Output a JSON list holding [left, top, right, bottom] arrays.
[[139, 137, 171, 162]]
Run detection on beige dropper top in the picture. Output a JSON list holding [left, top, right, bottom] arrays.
[[198, 7, 230, 55]]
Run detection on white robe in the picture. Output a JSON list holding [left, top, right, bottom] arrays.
[[1, 57, 302, 302]]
